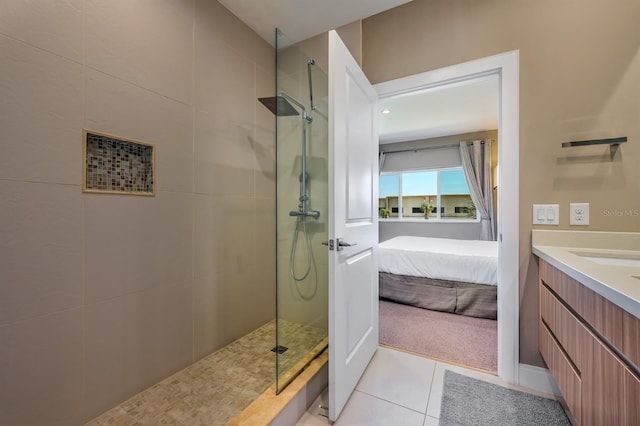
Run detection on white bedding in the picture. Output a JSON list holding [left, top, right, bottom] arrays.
[[378, 236, 498, 286]]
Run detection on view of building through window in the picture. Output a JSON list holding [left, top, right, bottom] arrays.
[[379, 168, 477, 220]]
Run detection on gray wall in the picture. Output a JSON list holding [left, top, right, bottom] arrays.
[[380, 221, 483, 242]]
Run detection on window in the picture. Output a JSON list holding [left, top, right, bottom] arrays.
[[379, 174, 399, 217], [379, 167, 477, 220]]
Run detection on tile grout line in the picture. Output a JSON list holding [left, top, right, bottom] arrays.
[[81, 0, 88, 420], [423, 360, 439, 418]]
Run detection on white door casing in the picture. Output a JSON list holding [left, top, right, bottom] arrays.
[[374, 50, 520, 384], [328, 30, 380, 421]]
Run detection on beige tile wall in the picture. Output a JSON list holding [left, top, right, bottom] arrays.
[[0, 1, 275, 424], [362, 0, 640, 367], [0, 308, 85, 425], [0, 37, 83, 185]]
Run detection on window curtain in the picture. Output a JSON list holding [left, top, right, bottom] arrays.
[[379, 144, 461, 173], [378, 151, 386, 175], [459, 140, 495, 241]]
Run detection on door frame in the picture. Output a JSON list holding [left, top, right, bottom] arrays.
[[374, 50, 520, 384]]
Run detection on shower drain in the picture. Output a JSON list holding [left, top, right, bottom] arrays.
[[271, 345, 289, 354]]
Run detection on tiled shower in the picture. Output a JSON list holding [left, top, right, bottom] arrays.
[[0, 1, 276, 424]]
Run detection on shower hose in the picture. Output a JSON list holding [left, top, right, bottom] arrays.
[[289, 215, 312, 281]]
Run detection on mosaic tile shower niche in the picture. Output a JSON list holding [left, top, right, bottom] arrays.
[[83, 130, 155, 196]]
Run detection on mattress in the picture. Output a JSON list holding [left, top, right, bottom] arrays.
[[378, 236, 498, 286]]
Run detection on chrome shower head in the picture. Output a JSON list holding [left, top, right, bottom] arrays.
[[258, 95, 299, 117]]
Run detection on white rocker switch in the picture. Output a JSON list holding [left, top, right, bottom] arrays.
[[533, 204, 559, 225]]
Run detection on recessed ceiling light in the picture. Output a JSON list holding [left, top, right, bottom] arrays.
[[382, 108, 391, 114]]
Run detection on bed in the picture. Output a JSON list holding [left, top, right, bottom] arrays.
[[378, 236, 498, 319]]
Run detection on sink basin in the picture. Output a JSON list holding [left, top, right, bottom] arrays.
[[571, 250, 640, 268], [581, 256, 640, 267]]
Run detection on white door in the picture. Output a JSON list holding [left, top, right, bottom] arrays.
[[328, 30, 379, 422]]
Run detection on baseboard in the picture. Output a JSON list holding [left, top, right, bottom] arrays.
[[518, 363, 560, 396]]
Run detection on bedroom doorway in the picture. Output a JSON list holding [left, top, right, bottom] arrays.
[[373, 51, 520, 384]]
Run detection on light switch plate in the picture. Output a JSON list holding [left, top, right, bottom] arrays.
[[570, 202, 589, 225], [533, 204, 559, 225]]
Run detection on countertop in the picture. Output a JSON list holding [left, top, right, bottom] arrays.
[[532, 230, 640, 320]]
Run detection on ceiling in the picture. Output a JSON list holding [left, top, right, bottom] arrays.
[[219, 0, 498, 145], [217, 0, 414, 45], [379, 76, 499, 144]]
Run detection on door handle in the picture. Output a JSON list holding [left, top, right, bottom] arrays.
[[336, 238, 357, 252], [322, 239, 357, 251]]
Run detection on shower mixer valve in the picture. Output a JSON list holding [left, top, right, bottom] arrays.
[[289, 210, 320, 219]]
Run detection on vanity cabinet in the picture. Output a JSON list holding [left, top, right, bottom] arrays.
[[538, 260, 640, 425]]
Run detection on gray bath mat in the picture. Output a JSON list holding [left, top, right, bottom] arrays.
[[439, 370, 570, 425]]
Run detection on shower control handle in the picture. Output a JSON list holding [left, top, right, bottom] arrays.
[[289, 210, 320, 219]]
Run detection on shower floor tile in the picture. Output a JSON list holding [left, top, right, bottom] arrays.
[[85, 320, 327, 426], [277, 320, 328, 379]]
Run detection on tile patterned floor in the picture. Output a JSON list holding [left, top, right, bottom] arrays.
[[85, 320, 326, 426], [277, 320, 328, 384], [298, 347, 558, 425], [86, 328, 552, 425]]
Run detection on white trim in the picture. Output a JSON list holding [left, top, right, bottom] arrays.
[[374, 50, 521, 384], [518, 364, 560, 396], [379, 219, 480, 224]]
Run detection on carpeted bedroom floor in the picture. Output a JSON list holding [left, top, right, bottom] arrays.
[[379, 299, 497, 372]]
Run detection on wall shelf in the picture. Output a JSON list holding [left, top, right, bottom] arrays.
[[82, 129, 156, 196], [561, 136, 627, 157], [561, 136, 627, 148]]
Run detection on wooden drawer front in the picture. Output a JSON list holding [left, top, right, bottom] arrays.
[[625, 368, 640, 426], [540, 260, 580, 308], [622, 310, 640, 369], [540, 284, 586, 370], [540, 260, 625, 354], [582, 330, 626, 426], [540, 321, 582, 425]]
